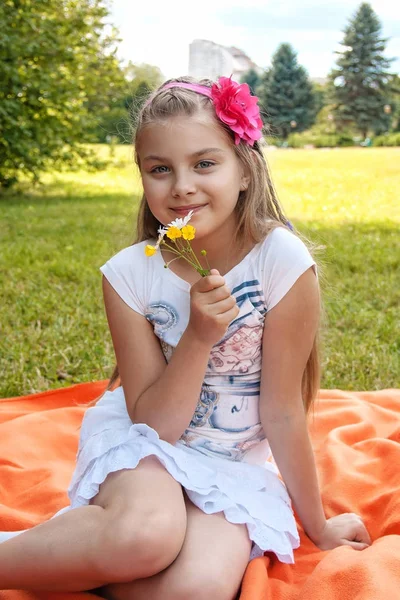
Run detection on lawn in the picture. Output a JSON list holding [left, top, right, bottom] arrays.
[[0, 146, 399, 398]]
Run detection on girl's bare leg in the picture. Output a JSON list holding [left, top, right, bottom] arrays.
[[0, 457, 187, 592], [103, 492, 252, 600]]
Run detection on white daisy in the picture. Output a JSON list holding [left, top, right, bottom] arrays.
[[168, 209, 194, 229]]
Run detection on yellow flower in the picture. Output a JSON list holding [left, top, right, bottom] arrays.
[[166, 226, 182, 240], [181, 225, 196, 240], [145, 244, 157, 256]]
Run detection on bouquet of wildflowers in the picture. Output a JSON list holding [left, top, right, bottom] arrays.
[[144, 211, 211, 277]]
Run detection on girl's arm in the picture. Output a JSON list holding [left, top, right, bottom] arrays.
[[102, 270, 237, 445], [260, 268, 371, 550]]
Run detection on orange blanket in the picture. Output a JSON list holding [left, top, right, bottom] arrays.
[[0, 383, 399, 599]]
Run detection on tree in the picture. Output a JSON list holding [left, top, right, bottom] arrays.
[[125, 62, 164, 88], [240, 68, 262, 95], [258, 44, 316, 139], [388, 75, 400, 132], [311, 105, 339, 135], [126, 63, 164, 124], [312, 81, 328, 116], [328, 2, 395, 138], [0, 0, 124, 187], [89, 62, 164, 144]]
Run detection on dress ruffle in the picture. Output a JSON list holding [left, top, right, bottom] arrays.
[[67, 388, 300, 563]]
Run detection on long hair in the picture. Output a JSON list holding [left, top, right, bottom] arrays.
[[95, 76, 321, 413]]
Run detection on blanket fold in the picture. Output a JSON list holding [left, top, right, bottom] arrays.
[[0, 383, 399, 599]]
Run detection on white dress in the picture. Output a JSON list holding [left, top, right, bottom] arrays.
[[1, 227, 316, 563]]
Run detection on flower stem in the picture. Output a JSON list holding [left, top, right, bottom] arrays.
[[165, 255, 183, 269], [185, 239, 203, 270], [161, 241, 202, 272], [183, 240, 210, 276], [203, 253, 211, 274], [160, 240, 210, 277]]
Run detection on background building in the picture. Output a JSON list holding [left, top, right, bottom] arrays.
[[189, 39, 261, 81]]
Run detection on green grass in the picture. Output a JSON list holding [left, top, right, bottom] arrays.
[[0, 146, 399, 397]]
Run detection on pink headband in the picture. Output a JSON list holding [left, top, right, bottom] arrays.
[[145, 76, 263, 147]]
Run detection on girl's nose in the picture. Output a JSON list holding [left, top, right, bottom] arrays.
[[171, 174, 196, 198]]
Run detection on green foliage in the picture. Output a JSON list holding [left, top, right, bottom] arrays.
[[312, 82, 328, 116], [279, 105, 359, 147], [89, 62, 165, 144], [0, 0, 124, 187], [92, 62, 164, 144], [258, 44, 316, 139], [328, 2, 395, 137], [85, 64, 130, 145], [91, 103, 131, 144], [384, 74, 400, 132], [125, 62, 164, 90], [313, 106, 341, 135], [372, 132, 400, 146], [240, 68, 262, 95], [284, 132, 355, 148], [279, 128, 400, 149], [125, 62, 164, 126]]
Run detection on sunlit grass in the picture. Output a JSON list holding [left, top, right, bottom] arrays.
[[0, 146, 398, 397], [267, 147, 400, 223]]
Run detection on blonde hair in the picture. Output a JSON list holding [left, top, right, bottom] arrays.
[[96, 76, 321, 414]]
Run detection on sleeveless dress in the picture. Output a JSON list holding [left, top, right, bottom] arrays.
[[1, 227, 316, 563]]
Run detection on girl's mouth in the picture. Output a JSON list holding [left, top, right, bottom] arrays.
[[172, 205, 206, 216]]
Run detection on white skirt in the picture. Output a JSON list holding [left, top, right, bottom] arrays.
[[0, 387, 300, 562], [61, 386, 299, 563]]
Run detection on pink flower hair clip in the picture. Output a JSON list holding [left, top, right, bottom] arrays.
[[150, 76, 263, 147]]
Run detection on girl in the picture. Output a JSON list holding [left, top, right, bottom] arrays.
[[0, 76, 371, 599]]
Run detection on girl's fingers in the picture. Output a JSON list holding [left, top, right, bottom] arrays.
[[362, 528, 372, 545], [195, 273, 225, 292], [353, 521, 372, 545], [221, 305, 240, 322], [343, 524, 371, 548], [210, 285, 231, 303], [213, 296, 238, 315], [343, 540, 370, 551]]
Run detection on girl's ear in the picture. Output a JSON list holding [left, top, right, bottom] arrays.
[[240, 175, 250, 191]]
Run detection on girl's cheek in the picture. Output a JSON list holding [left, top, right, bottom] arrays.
[[147, 178, 168, 193], [143, 181, 160, 199]]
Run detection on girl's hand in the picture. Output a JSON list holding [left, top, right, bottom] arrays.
[[311, 513, 372, 551], [187, 269, 239, 347]]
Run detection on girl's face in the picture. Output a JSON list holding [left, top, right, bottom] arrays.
[[138, 114, 249, 243]]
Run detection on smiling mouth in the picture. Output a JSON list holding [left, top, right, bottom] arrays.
[[172, 205, 206, 215]]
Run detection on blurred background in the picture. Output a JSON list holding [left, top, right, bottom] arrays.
[[0, 1, 399, 397]]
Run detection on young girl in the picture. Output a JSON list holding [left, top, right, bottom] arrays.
[[0, 76, 371, 599]]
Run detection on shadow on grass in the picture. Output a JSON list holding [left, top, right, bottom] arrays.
[[0, 177, 139, 207]]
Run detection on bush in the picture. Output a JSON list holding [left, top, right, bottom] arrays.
[[336, 133, 355, 147], [286, 132, 356, 148], [265, 130, 400, 149], [372, 133, 400, 147], [264, 136, 281, 147]]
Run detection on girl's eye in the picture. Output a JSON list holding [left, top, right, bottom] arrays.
[[197, 160, 214, 169], [151, 166, 170, 174]]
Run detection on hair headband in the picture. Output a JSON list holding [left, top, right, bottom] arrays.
[[146, 76, 263, 147]]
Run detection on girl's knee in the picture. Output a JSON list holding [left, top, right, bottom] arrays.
[[96, 506, 186, 582]]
